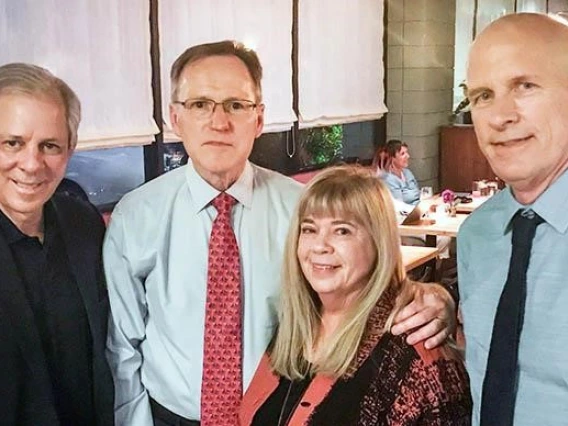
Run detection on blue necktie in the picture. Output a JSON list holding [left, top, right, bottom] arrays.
[[480, 210, 544, 426]]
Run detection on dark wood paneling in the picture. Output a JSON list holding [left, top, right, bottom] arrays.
[[439, 125, 495, 192]]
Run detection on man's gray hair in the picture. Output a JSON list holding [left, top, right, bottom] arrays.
[[0, 63, 81, 150]]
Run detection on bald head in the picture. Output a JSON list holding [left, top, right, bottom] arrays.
[[470, 13, 568, 74], [478, 12, 568, 36], [466, 12, 568, 204]]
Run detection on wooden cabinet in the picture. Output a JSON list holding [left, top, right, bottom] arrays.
[[439, 125, 495, 192]]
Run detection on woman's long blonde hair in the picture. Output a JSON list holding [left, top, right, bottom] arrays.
[[270, 165, 413, 379]]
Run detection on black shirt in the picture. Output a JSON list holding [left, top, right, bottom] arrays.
[[0, 203, 96, 426], [252, 374, 313, 426]]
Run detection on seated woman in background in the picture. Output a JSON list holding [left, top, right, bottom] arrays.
[[380, 139, 421, 206], [377, 140, 451, 261], [239, 166, 471, 426]]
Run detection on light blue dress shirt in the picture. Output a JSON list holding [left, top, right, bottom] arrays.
[[458, 169, 568, 426], [104, 161, 302, 425], [382, 168, 420, 206]]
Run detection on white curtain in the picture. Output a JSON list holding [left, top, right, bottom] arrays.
[[298, 0, 387, 128], [516, 0, 547, 12], [0, 0, 158, 150], [159, 0, 295, 140], [454, 0, 475, 107], [475, 0, 515, 35]]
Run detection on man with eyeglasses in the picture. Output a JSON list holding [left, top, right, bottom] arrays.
[[104, 40, 457, 426]]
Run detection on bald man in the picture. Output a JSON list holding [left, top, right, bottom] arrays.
[[457, 13, 568, 426]]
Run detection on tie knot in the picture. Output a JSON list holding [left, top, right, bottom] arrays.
[[514, 209, 544, 227], [212, 192, 237, 215], [511, 209, 544, 246]]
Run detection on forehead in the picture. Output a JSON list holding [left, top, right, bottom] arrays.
[[177, 55, 256, 99], [467, 29, 565, 86], [300, 207, 363, 227], [0, 93, 68, 136]]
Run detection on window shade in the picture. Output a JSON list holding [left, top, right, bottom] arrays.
[[298, 0, 387, 128], [159, 0, 295, 141], [0, 0, 158, 150]]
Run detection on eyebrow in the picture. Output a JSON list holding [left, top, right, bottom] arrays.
[[184, 96, 250, 102], [510, 74, 538, 85], [0, 134, 62, 144], [467, 74, 539, 99], [466, 86, 489, 100], [301, 217, 357, 227], [0, 134, 25, 141]]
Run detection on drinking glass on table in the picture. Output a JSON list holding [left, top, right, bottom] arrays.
[[472, 180, 481, 198], [420, 186, 433, 200]]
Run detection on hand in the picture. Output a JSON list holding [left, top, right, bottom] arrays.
[[391, 282, 456, 349]]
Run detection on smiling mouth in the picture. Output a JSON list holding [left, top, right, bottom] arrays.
[[11, 180, 44, 192], [492, 135, 532, 146], [312, 263, 339, 271], [204, 141, 232, 147]]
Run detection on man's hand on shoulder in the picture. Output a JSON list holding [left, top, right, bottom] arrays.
[[391, 282, 456, 349]]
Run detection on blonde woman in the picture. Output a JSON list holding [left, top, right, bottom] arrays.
[[239, 166, 471, 425]]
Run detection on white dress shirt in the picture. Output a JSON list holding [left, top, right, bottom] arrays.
[[104, 160, 303, 425]]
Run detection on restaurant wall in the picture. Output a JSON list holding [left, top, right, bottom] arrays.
[[384, 0, 456, 191]]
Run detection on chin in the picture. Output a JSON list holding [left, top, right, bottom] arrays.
[[489, 161, 525, 181]]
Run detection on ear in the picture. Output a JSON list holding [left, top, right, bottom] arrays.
[[169, 103, 182, 137], [255, 103, 265, 138]]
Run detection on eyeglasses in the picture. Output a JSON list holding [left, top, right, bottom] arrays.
[[173, 98, 258, 119]]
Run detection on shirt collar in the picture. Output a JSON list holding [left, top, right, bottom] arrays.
[[499, 168, 568, 234], [531, 168, 568, 234], [0, 207, 25, 244], [185, 159, 254, 214], [0, 201, 58, 245]]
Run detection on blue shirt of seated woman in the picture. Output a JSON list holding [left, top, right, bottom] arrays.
[[379, 140, 421, 206]]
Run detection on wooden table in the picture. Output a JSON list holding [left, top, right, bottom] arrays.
[[399, 214, 468, 246], [431, 194, 488, 214], [401, 245, 439, 271], [456, 196, 488, 213]]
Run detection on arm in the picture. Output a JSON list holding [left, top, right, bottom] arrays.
[[391, 282, 456, 349], [405, 169, 422, 204], [104, 210, 153, 426], [414, 356, 472, 425], [391, 347, 472, 425]]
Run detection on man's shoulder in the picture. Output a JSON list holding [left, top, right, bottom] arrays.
[[251, 163, 304, 198], [116, 166, 187, 210], [460, 190, 508, 236], [52, 194, 104, 230]]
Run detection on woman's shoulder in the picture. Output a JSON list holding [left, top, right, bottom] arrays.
[[358, 333, 471, 424], [403, 167, 418, 182], [368, 333, 469, 395], [381, 171, 401, 186]]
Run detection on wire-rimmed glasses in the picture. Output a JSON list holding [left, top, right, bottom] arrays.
[[173, 98, 258, 119]]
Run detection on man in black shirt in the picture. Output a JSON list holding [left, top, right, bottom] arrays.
[[0, 63, 114, 425]]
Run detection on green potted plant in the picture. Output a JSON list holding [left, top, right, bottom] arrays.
[[302, 124, 343, 165]]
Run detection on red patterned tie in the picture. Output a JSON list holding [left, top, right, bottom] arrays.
[[201, 192, 242, 425]]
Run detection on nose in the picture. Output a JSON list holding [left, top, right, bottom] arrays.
[[311, 230, 333, 254], [487, 93, 520, 130], [18, 146, 43, 173], [209, 103, 231, 131]]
